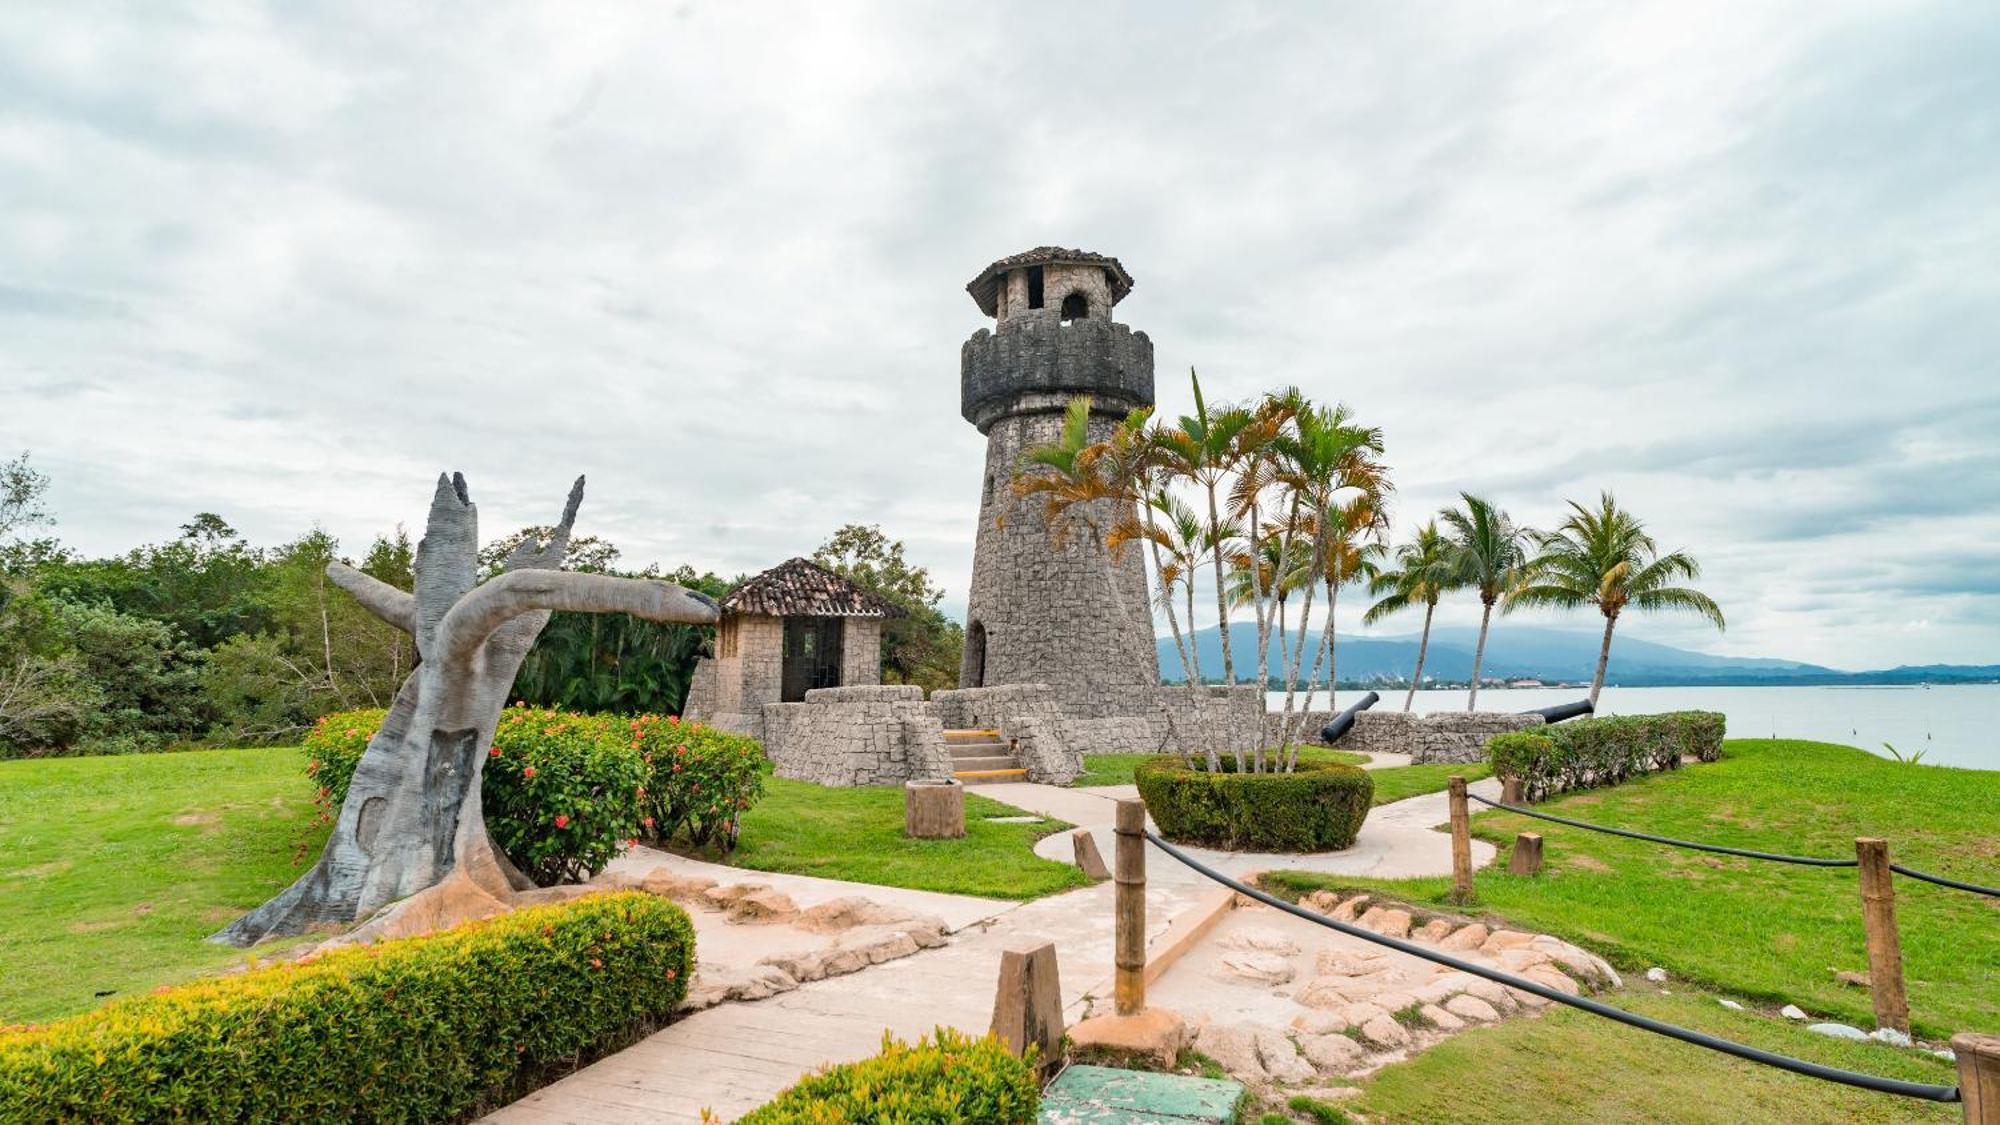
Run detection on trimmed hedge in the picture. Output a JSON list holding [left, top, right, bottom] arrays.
[[304, 706, 766, 884], [1134, 756, 1374, 852], [1487, 710, 1727, 801], [737, 1027, 1039, 1124], [0, 892, 694, 1124]]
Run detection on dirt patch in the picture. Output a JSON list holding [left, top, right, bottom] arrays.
[[11, 860, 74, 880], [67, 918, 129, 934], [1565, 855, 1611, 873], [172, 812, 221, 832]]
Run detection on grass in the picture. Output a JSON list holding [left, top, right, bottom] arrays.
[[0, 747, 328, 1024], [1364, 760, 1493, 805], [1074, 747, 1368, 788], [700, 776, 1090, 900], [1339, 984, 1955, 1123], [1264, 740, 2000, 1039]]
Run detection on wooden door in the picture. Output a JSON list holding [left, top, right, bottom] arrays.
[[781, 616, 845, 702]]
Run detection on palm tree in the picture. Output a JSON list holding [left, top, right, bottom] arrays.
[[1363, 520, 1456, 711], [1510, 492, 1724, 706], [1440, 493, 1529, 711], [1152, 370, 1253, 684], [1225, 522, 1313, 691], [1295, 496, 1387, 713]]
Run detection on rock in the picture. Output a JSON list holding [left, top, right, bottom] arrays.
[[512, 884, 601, 907], [1192, 1022, 1266, 1078], [1718, 999, 1744, 1010], [1414, 973, 1479, 1004], [1330, 895, 1371, 922], [1304, 890, 1341, 913], [758, 950, 826, 983], [855, 930, 920, 964], [1530, 936, 1620, 987], [702, 883, 765, 910], [1340, 1002, 1389, 1028], [1221, 926, 1302, 955], [1437, 923, 1489, 951], [1871, 1027, 1914, 1048], [1462, 978, 1516, 1010], [732, 964, 799, 1001], [1444, 994, 1500, 1022], [1358, 1014, 1412, 1048], [1367, 991, 1418, 1016], [1419, 1004, 1464, 1030], [1507, 986, 1551, 1008], [1068, 1008, 1187, 1068], [1522, 966, 1581, 996], [1291, 1010, 1350, 1036], [1644, 967, 1669, 983], [1216, 951, 1296, 986], [1480, 930, 1538, 954], [905, 920, 949, 948], [1416, 919, 1456, 943], [1808, 1022, 1869, 1042], [1315, 948, 1391, 977], [726, 887, 799, 924], [819, 948, 869, 976], [797, 895, 914, 932], [1295, 977, 1357, 1010], [1254, 1026, 1317, 1083], [1368, 909, 1413, 939], [1297, 1033, 1365, 1073], [1834, 970, 1871, 988], [1494, 948, 1553, 973], [1780, 1004, 1808, 1020]]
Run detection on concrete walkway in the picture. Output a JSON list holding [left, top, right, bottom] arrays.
[[487, 771, 1501, 1124]]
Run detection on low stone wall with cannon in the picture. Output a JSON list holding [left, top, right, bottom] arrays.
[[1267, 708, 1543, 763]]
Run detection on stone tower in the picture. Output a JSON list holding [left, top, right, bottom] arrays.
[[958, 247, 1161, 717]]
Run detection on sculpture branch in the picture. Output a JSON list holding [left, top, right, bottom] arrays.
[[435, 570, 719, 676], [326, 562, 417, 634]]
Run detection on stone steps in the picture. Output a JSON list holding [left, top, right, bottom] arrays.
[[954, 767, 1028, 785], [944, 727, 1022, 784], [950, 754, 1019, 773], [943, 728, 1002, 743], [947, 740, 1009, 758]]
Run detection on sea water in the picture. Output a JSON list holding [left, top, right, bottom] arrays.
[[1263, 683, 1998, 771]]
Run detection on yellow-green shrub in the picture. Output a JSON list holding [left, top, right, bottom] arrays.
[[736, 1027, 1039, 1124], [0, 893, 693, 1124], [1134, 756, 1374, 852]]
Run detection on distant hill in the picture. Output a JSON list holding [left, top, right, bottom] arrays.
[[1156, 624, 1995, 687]]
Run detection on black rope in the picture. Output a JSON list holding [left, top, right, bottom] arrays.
[[1466, 794, 1858, 867], [1140, 829, 1961, 1104], [1891, 864, 2000, 899]]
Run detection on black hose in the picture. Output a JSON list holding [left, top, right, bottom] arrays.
[[1466, 794, 1858, 867], [1890, 864, 2000, 898], [1140, 830, 1961, 1104]]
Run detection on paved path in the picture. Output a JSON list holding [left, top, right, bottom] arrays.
[[487, 772, 1501, 1124]]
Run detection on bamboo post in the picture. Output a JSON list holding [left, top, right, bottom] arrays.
[[1855, 837, 1910, 1035], [1500, 776, 1524, 805], [1114, 798, 1147, 1016], [989, 941, 1063, 1071], [1955, 1032, 2000, 1125], [1509, 832, 1544, 876], [1448, 776, 1473, 903]]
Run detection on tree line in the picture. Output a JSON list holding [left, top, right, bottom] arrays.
[[0, 452, 960, 757]]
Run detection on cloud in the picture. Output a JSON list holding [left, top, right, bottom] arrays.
[[0, 1, 1993, 670]]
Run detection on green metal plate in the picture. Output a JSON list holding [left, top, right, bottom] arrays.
[[1040, 1064, 1246, 1124]]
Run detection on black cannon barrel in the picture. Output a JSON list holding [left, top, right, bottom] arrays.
[[1523, 698, 1594, 724], [1319, 690, 1381, 743]]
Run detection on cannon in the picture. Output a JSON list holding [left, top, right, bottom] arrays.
[[1522, 698, 1594, 724], [1318, 691, 1381, 743]]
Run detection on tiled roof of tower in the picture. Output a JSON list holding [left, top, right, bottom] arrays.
[[720, 557, 903, 618], [966, 246, 1134, 317]]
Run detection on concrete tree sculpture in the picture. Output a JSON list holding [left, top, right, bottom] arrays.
[[214, 473, 717, 947]]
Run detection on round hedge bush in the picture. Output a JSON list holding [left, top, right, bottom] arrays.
[[1133, 755, 1374, 852]]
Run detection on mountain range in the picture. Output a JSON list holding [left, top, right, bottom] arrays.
[[1156, 624, 1999, 687]]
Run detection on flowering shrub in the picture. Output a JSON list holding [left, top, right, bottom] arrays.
[[628, 715, 766, 850], [0, 893, 693, 1123], [303, 706, 767, 884], [735, 1027, 1038, 1124]]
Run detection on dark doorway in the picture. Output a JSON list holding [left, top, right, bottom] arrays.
[[781, 616, 845, 702], [966, 620, 987, 688], [1026, 265, 1045, 309], [1059, 292, 1087, 323]]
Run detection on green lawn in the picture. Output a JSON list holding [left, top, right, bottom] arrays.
[[0, 747, 328, 1024], [1336, 985, 1955, 1123], [690, 776, 1090, 900], [1364, 760, 1493, 805], [1264, 740, 2000, 1039], [1074, 748, 1368, 788]]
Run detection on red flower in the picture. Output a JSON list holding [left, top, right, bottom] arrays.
[[641, 816, 655, 829], [554, 813, 570, 829], [672, 762, 683, 773], [665, 968, 677, 980], [625, 838, 638, 848], [590, 958, 602, 969], [488, 746, 501, 758], [523, 766, 537, 779]]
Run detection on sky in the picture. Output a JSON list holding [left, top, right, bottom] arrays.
[[2, 2, 1995, 671]]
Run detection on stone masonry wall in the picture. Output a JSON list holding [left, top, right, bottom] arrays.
[[933, 684, 1084, 785], [760, 686, 950, 787], [840, 618, 882, 689], [1267, 709, 1544, 763]]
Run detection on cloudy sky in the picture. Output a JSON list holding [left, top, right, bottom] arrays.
[[3, 2, 1995, 669]]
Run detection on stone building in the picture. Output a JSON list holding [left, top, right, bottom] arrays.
[[958, 247, 1162, 719], [681, 558, 897, 739]]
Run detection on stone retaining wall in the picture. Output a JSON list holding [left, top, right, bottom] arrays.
[[1265, 708, 1542, 763], [761, 686, 950, 787]]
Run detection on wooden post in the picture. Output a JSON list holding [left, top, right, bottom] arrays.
[[1448, 776, 1473, 903], [1508, 832, 1544, 877], [1955, 1032, 2000, 1125], [1855, 837, 1910, 1035], [1500, 776, 1524, 805], [1071, 828, 1111, 881], [989, 941, 1063, 1071], [904, 780, 965, 839], [1114, 798, 1146, 1016]]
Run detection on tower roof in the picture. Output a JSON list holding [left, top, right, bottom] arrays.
[[966, 247, 1134, 317], [720, 557, 903, 618]]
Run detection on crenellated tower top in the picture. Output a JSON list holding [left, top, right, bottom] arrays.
[[959, 247, 1153, 433]]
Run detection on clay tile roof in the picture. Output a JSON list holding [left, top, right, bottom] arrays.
[[966, 246, 1134, 317], [720, 557, 903, 618]]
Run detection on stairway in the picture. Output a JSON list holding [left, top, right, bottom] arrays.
[[945, 728, 1026, 785]]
